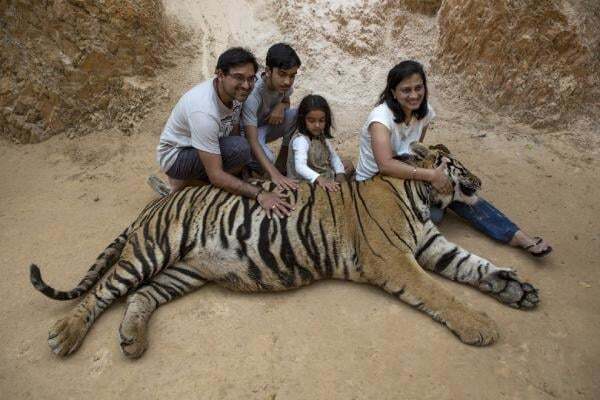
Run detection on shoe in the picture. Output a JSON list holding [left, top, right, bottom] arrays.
[[524, 236, 553, 257], [147, 175, 170, 197]]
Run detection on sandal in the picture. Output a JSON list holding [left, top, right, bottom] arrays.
[[524, 236, 553, 257]]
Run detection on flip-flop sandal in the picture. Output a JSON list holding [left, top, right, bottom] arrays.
[[147, 175, 170, 197], [524, 236, 553, 257]]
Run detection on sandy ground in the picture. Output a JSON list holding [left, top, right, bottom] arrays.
[[1, 1, 599, 399]]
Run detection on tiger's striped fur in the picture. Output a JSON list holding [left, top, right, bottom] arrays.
[[30, 143, 538, 358]]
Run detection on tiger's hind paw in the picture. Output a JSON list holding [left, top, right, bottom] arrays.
[[48, 315, 89, 356], [479, 269, 539, 309]]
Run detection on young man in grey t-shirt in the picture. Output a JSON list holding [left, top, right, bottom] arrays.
[[154, 47, 293, 218], [242, 43, 301, 191]]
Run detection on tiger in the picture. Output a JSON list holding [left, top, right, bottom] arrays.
[[29, 142, 539, 359]]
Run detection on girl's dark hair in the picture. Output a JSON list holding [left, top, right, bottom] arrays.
[[266, 43, 302, 70], [377, 60, 429, 123], [297, 94, 334, 139], [215, 47, 258, 74]]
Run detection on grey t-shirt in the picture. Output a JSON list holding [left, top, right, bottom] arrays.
[[156, 78, 242, 172], [242, 73, 293, 128]]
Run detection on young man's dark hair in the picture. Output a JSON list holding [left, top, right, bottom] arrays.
[[215, 47, 259, 74], [265, 43, 301, 70]]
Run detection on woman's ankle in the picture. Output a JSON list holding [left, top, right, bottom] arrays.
[[509, 230, 528, 248], [510, 231, 552, 255]]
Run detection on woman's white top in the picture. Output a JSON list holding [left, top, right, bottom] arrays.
[[291, 135, 345, 183], [355, 102, 435, 181]]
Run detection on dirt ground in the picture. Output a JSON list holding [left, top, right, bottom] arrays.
[[1, 1, 599, 399]]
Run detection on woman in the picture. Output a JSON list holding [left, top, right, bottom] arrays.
[[355, 60, 552, 257]]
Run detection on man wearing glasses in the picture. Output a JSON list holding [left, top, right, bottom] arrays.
[[155, 47, 294, 217], [242, 43, 301, 192]]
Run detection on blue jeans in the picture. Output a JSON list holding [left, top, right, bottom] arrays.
[[430, 197, 519, 244]]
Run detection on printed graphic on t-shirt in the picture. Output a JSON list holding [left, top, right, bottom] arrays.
[[220, 100, 242, 136]]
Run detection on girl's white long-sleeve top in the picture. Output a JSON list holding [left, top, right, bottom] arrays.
[[291, 135, 345, 182]]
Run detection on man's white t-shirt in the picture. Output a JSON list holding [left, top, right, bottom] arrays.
[[156, 78, 242, 172], [242, 73, 293, 128], [355, 102, 436, 181]]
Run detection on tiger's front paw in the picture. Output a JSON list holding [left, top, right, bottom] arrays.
[[446, 311, 499, 346], [479, 269, 539, 309], [48, 314, 89, 356], [118, 318, 148, 359]]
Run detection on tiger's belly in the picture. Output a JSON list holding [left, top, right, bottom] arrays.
[[185, 231, 351, 293]]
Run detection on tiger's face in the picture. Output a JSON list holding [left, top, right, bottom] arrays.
[[410, 142, 481, 209]]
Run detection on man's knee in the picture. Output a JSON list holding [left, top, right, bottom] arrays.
[[284, 107, 298, 121], [283, 107, 297, 131], [281, 108, 298, 146], [220, 136, 253, 166]]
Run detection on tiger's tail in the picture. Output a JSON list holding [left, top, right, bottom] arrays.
[[29, 228, 130, 301]]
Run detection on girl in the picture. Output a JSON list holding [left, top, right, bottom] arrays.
[[287, 94, 347, 192], [355, 60, 552, 257]]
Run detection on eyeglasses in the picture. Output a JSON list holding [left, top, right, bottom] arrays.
[[227, 73, 257, 85]]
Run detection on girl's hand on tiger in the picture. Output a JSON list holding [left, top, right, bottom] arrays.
[[271, 170, 298, 191], [257, 190, 294, 219], [316, 176, 340, 192], [430, 159, 452, 194]]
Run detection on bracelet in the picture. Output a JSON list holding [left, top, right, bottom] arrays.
[[255, 187, 265, 200]]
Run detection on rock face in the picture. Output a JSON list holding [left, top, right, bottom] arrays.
[[404, 0, 442, 16], [273, 0, 440, 59], [0, 0, 192, 143], [435, 0, 600, 129], [269, 0, 439, 113]]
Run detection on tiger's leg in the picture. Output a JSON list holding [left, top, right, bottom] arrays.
[[48, 234, 173, 356], [415, 222, 539, 309], [364, 252, 499, 346], [119, 262, 207, 358]]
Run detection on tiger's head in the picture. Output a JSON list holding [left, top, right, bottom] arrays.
[[408, 142, 481, 209]]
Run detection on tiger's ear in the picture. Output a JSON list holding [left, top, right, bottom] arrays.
[[429, 144, 451, 155], [410, 142, 430, 160]]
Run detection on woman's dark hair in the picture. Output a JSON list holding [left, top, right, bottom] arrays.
[[377, 60, 429, 123], [297, 94, 334, 139], [266, 43, 301, 70], [215, 47, 258, 74]]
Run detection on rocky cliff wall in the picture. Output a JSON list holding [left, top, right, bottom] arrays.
[[272, 0, 598, 131], [273, 0, 440, 59], [0, 0, 192, 143], [434, 0, 600, 129]]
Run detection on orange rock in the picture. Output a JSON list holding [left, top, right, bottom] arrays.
[[0, 0, 193, 143], [434, 0, 600, 129]]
